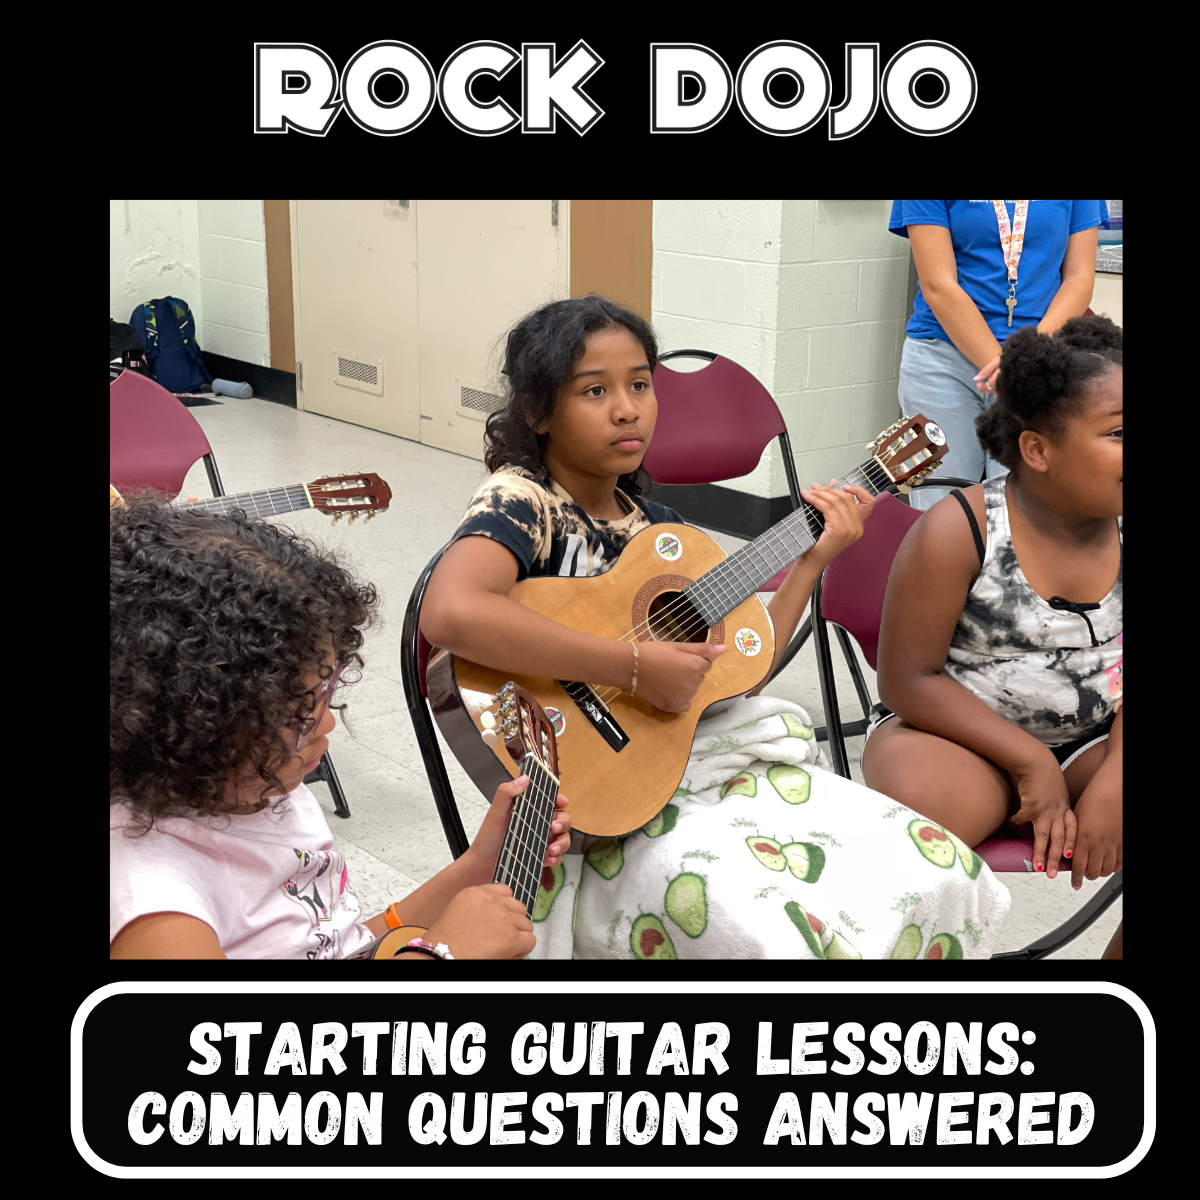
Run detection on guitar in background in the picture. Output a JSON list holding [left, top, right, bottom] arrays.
[[109, 473, 392, 524]]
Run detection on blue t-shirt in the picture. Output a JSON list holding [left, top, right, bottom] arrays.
[[890, 200, 1108, 344]]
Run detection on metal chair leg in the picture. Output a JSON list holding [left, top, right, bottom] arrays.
[[834, 624, 873, 721], [991, 871, 1123, 959], [401, 549, 470, 860], [767, 614, 812, 683], [203, 451, 226, 497], [304, 751, 351, 819], [811, 577, 851, 779]]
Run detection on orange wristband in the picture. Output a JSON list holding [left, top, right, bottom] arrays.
[[384, 902, 404, 929]]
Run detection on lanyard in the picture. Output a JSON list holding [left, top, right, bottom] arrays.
[[992, 200, 1029, 327]]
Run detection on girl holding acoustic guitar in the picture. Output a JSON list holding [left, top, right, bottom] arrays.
[[110, 498, 571, 959], [421, 296, 1012, 959]]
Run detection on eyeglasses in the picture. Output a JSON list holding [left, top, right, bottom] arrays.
[[286, 661, 355, 753]]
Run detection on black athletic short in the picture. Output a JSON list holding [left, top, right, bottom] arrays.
[[865, 704, 1115, 771]]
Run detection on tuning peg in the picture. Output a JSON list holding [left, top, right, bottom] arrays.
[[331, 512, 342, 525], [364, 511, 375, 522], [481, 711, 496, 730], [898, 483, 912, 494], [481, 729, 498, 747], [348, 512, 358, 526]]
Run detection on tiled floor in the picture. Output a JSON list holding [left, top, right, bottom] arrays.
[[177, 394, 1121, 960]]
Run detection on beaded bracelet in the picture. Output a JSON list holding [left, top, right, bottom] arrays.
[[629, 641, 639, 695], [397, 937, 455, 961]]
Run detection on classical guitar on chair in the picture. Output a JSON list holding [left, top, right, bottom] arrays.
[[428, 414, 949, 837]]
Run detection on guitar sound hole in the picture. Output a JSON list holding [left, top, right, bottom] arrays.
[[645, 591, 708, 643]]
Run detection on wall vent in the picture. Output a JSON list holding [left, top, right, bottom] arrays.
[[334, 349, 384, 396], [458, 382, 504, 422]]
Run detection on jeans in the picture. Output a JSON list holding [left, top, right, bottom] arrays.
[[897, 336, 1005, 511]]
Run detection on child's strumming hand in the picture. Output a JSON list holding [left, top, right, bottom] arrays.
[[635, 641, 727, 713], [425, 883, 537, 959]]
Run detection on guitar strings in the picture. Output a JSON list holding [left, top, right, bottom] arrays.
[[585, 461, 894, 704], [494, 756, 557, 915]]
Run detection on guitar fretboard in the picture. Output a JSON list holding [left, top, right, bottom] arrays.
[[493, 754, 559, 918], [683, 456, 894, 628], [184, 486, 311, 519]]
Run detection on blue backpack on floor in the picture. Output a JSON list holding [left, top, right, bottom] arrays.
[[129, 297, 213, 394]]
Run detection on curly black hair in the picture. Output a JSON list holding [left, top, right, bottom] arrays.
[[110, 496, 378, 833], [975, 315, 1123, 471], [483, 294, 659, 497]]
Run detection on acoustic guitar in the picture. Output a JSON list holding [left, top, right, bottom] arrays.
[[428, 414, 949, 837], [347, 682, 561, 959], [109, 473, 392, 523]]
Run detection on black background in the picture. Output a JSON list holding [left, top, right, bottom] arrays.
[[90, 10, 1153, 1180], [154, 19, 1104, 170], [84, 989, 1142, 1168]]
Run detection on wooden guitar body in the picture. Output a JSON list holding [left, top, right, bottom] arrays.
[[427, 522, 775, 837]]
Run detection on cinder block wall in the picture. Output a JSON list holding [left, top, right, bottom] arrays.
[[652, 200, 909, 500], [197, 200, 271, 367]]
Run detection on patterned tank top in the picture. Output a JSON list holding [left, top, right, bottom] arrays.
[[944, 474, 1123, 747]]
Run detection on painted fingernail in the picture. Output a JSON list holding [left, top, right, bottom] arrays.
[[1064, 850, 1072, 858], [1035, 863, 1044, 872]]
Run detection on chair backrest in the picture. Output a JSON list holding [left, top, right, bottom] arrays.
[[645, 353, 787, 485], [818, 491, 923, 671], [110, 370, 214, 499]]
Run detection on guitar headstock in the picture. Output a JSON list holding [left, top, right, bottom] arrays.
[[494, 682, 560, 780], [869, 414, 949, 493], [308, 473, 392, 524]]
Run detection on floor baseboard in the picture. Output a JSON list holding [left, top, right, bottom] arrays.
[[201, 352, 296, 407]]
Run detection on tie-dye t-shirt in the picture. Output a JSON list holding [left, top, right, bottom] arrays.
[[945, 474, 1122, 746], [452, 464, 684, 580]]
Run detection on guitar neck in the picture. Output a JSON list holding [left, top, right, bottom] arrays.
[[493, 754, 559, 919], [684, 456, 894, 626], [184, 484, 313, 519]]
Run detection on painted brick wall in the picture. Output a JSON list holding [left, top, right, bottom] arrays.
[[652, 199, 910, 499], [197, 199, 271, 367], [110, 200, 203, 340]]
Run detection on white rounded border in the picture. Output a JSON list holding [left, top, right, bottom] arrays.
[[72, 981, 1155, 1177]]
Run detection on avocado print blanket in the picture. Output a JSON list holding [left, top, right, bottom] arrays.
[[525, 694, 1012, 960]]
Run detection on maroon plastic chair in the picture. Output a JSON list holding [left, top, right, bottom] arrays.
[[813, 486, 1122, 959], [110, 369, 226, 499], [109, 369, 352, 819], [645, 351, 818, 669]]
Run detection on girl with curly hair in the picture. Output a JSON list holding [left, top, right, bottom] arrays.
[[862, 316, 1122, 957], [110, 499, 570, 959]]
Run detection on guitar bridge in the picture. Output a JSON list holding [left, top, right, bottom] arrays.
[[559, 681, 629, 752]]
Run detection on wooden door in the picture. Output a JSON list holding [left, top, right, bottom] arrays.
[[292, 200, 421, 441], [569, 200, 653, 318], [415, 200, 567, 459]]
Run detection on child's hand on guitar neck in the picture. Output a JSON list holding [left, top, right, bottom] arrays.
[[466, 776, 572, 875], [799, 481, 877, 571], [635, 641, 727, 713]]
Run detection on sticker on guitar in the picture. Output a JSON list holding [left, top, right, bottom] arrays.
[[655, 533, 682, 560], [734, 628, 762, 656]]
